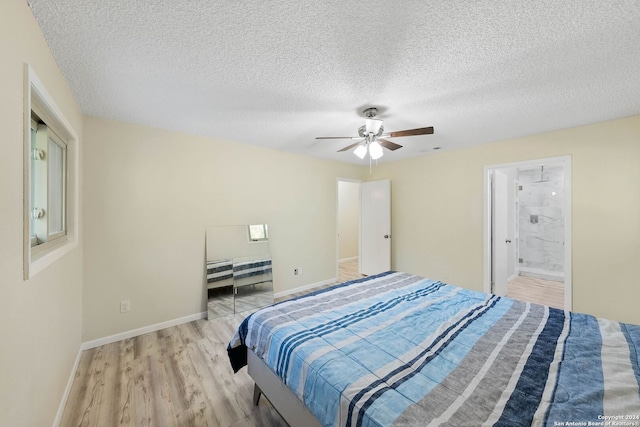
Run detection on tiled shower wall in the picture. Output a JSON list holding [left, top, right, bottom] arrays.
[[518, 165, 564, 278]]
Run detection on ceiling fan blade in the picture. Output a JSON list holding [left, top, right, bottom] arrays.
[[316, 136, 360, 140], [337, 141, 364, 152], [365, 118, 383, 134], [388, 126, 434, 138], [378, 138, 403, 151]]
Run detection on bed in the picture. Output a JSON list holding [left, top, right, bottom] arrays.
[[227, 271, 640, 426]]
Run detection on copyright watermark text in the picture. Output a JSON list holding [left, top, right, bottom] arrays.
[[551, 415, 640, 427]]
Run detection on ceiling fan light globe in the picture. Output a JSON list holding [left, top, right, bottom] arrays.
[[354, 144, 367, 159], [365, 118, 383, 135], [369, 140, 384, 160]]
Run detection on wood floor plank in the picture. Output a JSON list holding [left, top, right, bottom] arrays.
[[147, 351, 178, 426], [132, 354, 154, 427], [111, 338, 135, 426], [196, 338, 254, 426], [186, 340, 234, 426], [86, 345, 114, 425], [133, 330, 164, 361]]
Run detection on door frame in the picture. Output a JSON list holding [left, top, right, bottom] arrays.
[[336, 178, 362, 280], [483, 155, 572, 310]]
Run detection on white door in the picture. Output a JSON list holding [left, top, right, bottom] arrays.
[[360, 179, 391, 276], [492, 171, 509, 296]]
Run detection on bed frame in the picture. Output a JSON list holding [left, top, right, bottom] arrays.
[[247, 349, 322, 427]]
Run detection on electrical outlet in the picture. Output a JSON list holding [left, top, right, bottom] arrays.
[[120, 300, 131, 313], [294, 268, 299, 275]]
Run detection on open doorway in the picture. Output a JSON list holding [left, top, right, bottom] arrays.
[[484, 156, 572, 310], [336, 179, 364, 283]]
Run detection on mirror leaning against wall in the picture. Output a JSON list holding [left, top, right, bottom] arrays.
[[205, 224, 273, 319]]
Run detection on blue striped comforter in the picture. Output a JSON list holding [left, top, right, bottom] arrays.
[[228, 272, 640, 426]]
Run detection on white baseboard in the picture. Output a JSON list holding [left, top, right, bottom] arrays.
[[338, 256, 358, 263], [81, 311, 208, 351], [274, 278, 336, 300], [53, 345, 83, 427]]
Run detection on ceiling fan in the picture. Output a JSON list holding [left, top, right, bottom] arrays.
[[316, 107, 434, 160]]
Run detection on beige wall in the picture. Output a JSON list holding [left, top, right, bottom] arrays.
[[82, 116, 363, 341], [371, 115, 640, 324], [0, 1, 84, 426], [338, 181, 360, 260]]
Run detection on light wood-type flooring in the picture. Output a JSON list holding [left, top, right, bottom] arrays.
[[60, 262, 559, 426], [507, 275, 564, 310], [61, 260, 363, 427], [61, 314, 287, 427], [337, 258, 365, 282]]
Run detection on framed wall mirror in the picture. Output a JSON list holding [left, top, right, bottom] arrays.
[[205, 224, 273, 319]]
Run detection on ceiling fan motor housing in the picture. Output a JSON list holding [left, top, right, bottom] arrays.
[[358, 124, 384, 138], [363, 107, 378, 118]]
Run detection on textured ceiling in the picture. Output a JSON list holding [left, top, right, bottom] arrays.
[[28, 0, 640, 165]]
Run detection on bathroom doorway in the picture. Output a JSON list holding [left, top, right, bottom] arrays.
[[484, 156, 572, 310]]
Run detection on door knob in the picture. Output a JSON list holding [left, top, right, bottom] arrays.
[[384, 235, 390, 239]]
